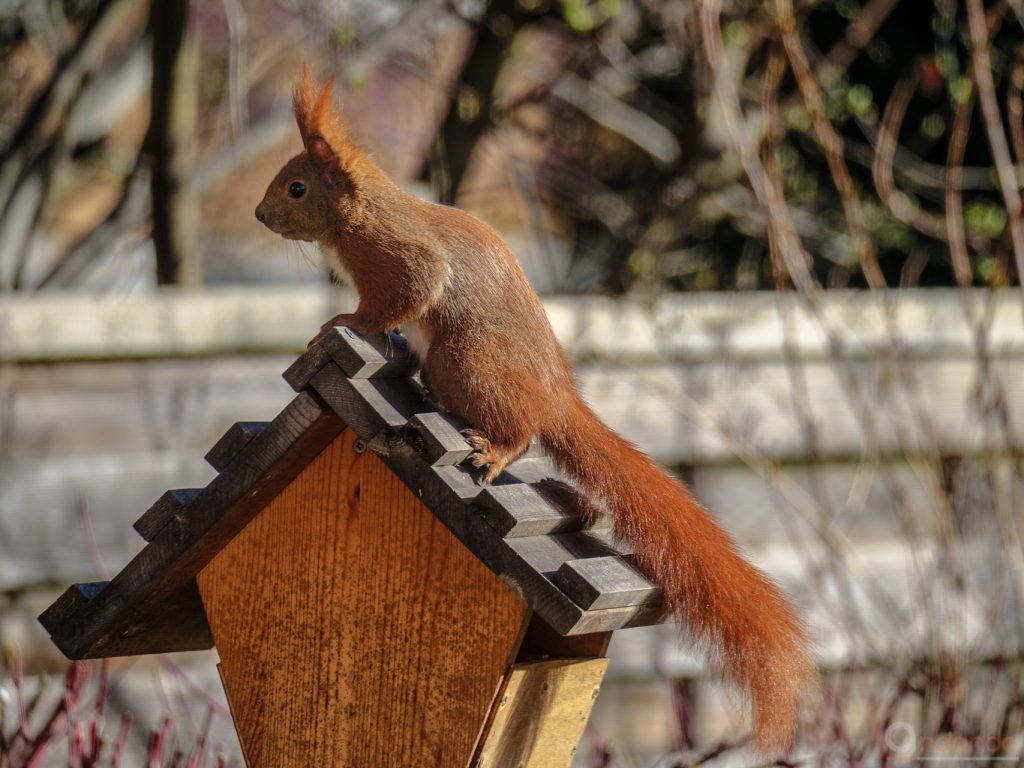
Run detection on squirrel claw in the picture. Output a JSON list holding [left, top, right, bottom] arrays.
[[309, 313, 359, 348], [463, 429, 504, 484]]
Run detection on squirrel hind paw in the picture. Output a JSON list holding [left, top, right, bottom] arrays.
[[462, 429, 508, 484]]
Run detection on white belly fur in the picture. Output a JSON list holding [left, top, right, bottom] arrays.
[[400, 321, 432, 361], [319, 243, 356, 286]]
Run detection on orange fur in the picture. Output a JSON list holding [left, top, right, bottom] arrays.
[[255, 69, 816, 752]]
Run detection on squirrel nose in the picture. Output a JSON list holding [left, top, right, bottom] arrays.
[[255, 205, 265, 223]]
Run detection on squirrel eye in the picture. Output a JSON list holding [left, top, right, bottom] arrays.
[[288, 181, 306, 199]]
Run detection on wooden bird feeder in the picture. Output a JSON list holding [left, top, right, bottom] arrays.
[[40, 328, 666, 767]]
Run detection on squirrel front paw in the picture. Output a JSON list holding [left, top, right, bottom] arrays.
[[308, 313, 359, 347]]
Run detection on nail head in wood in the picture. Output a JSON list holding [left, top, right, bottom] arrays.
[[205, 422, 269, 472], [553, 556, 662, 611]]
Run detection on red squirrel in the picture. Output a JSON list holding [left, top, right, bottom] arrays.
[[256, 68, 814, 751]]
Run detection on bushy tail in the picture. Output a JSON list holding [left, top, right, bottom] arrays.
[[542, 397, 814, 752]]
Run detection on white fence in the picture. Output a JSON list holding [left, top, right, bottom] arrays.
[[2, 287, 1022, 675]]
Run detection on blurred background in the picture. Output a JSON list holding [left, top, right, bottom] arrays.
[[1, 0, 1023, 764]]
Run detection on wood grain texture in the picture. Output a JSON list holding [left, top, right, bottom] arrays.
[[475, 485, 582, 538], [43, 392, 344, 659], [197, 430, 529, 768], [320, 327, 417, 379], [133, 488, 202, 542], [38, 582, 108, 635], [406, 411, 473, 466], [282, 343, 330, 391], [515, 614, 611, 661], [309, 363, 440, 443], [336, 404, 666, 636], [204, 422, 268, 473], [473, 658, 608, 768], [553, 556, 662, 610]]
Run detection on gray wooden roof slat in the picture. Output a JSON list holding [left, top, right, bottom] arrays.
[[406, 412, 472, 466], [284, 330, 417, 391], [321, 327, 418, 379], [505, 531, 624, 577], [430, 463, 487, 502], [317, 386, 657, 632], [133, 488, 203, 542], [475, 484, 582, 538], [309, 363, 441, 444], [41, 391, 344, 658], [562, 602, 666, 634], [553, 555, 663, 610], [38, 581, 108, 635], [282, 343, 330, 391], [204, 422, 269, 472], [499, 456, 560, 484], [308, 367, 389, 438]]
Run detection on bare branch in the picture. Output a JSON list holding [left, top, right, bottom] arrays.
[[872, 70, 949, 243], [775, 0, 885, 289], [945, 84, 977, 288], [966, 0, 1024, 296], [820, 0, 901, 88], [1006, 58, 1024, 169]]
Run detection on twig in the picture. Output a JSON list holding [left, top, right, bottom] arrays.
[[1007, 58, 1024, 167], [695, 0, 818, 296], [0, 0, 134, 221], [966, 0, 1024, 302], [872, 69, 949, 243], [775, 0, 884, 290], [220, 0, 249, 138], [428, 0, 549, 203], [78, 497, 110, 581], [158, 656, 232, 720], [945, 82, 978, 289], [550, 72, 681, 166], [820, 0, 901, 86]]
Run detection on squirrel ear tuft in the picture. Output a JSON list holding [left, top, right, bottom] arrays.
[[293, 65, 338, 150], [293, 64, 364, 187]]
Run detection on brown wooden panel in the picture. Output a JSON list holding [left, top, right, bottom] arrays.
[[515, 613, 611, 661], [473, 658, 608, 768], [197, 430, 528, 767]]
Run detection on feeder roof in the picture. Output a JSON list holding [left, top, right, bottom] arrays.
[[40, 328, 664, 658]]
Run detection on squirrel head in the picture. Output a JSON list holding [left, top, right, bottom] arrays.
[[255, 66, 371, 242]]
